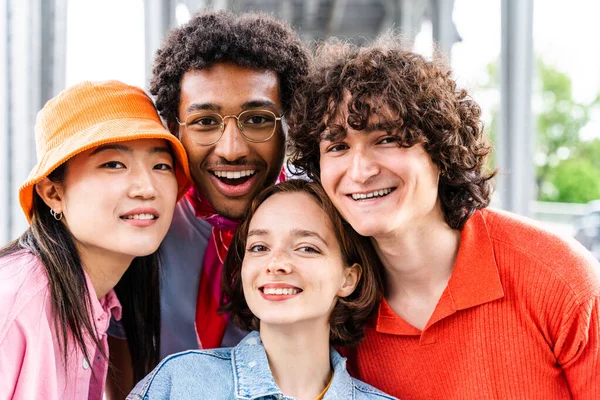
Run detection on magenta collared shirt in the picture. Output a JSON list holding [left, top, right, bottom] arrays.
[[0, 250, 122, 400]]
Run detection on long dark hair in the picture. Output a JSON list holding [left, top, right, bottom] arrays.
[[0, 163, 160, 383]]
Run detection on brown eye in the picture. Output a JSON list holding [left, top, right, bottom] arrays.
[[154, 163, 173, 171], [326, 143, 349, 153], [101, 161, 126, 169], [247, 244, 269, 253], [297, 245, 321, 254], [191, 117, 219, 126]]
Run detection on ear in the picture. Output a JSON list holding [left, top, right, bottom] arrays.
[[337, 263, 362, 298], [35, 177, 65, 214]]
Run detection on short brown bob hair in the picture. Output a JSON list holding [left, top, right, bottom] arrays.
[[220, 179, 383, 346], [288, 35, 496, 229]]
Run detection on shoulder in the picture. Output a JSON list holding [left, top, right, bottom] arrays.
[[479, 208, 600, 300], [160, 197, 212, 262], [166, 196, 212, 238], [0, 251, 51, 345], [352, 377, 398, 399], [150, 347, 232, 375], [129, 348, 234, 398], [329, 347, 397, 399]]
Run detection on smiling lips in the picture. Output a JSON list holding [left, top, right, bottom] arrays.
[[209, 168, 260, 197], [212, 169, 256, 180], [259, 283, 302, 301], [349, 187, 395, 201], [120, 208, 159, 227]]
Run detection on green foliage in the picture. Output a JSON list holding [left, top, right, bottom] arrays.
[[485, 57, 600, 204], [540, 158, 600, 203], [535, 59, 591, 193], [575, 138, 600, 171]]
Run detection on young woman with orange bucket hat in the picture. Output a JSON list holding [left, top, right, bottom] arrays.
[[0, 80, 190, 400]]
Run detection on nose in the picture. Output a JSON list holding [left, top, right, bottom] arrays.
[[128, 165, 158, 200], [213, 116, 251, 162], [347, 148, 380, 183], [265, 250, 292, 275]]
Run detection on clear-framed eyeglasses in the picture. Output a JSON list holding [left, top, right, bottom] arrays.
[[176, 110, 283, 146]]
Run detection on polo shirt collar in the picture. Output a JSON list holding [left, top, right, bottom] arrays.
[[447, 209, 504, 309], [83, 270, 123, 334], [375, 209, 504, 334]]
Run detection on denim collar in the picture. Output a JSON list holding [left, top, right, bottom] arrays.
[[232, 331, 354, 400]]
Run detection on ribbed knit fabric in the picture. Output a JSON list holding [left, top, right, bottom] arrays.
[[346, 208, 600, 399]]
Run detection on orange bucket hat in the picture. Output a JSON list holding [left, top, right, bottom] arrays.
[[19, 80, 191, 223]]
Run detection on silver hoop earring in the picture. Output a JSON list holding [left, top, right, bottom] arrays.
[[50, 209, 63, 221]]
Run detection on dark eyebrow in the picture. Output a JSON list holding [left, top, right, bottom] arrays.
[[241, 100, 279, 112], [247, 228, 328, 246], [186, 100, 281, 115], [186, 103, 220, 113], [248, 228, 270, 238], [320, 125, 347, 142], [364, 121, 398, 133], [90, 144, 131, 155], [290, 229, 328, 246], [90, 144, 173, 157], [321, 121, 398, 142], [149, 146, 174, 156]]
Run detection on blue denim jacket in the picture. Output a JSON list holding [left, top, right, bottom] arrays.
[[127, 331, 397, 399]]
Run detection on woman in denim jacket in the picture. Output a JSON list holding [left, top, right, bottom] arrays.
[[128, 180, 397, 399]]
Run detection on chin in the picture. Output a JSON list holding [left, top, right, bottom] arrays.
[[120, 242, 162, 258], [253, 310, 300, 326], [214, 205, 247, 221], [351, 220, 391, 238]]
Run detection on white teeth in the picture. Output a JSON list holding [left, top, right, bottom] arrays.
[[213, 170, 256, 179], [124, 213, 156, 220], [351, 188, 392, 201], [263, 287, 299, 295]]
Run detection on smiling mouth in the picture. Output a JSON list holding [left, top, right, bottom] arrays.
[[120, 213, 157, 220], [210, 169, 256, 186], [260, 287, 302, 295], [349, 187, 395, 201]]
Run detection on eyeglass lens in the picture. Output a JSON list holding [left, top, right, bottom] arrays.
[[184, 110, 277, 145]]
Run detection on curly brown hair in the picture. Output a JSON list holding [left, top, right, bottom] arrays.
[[149, 10, 309, 127], [220, 179, 383, 347], [288, 35, 496, 229]]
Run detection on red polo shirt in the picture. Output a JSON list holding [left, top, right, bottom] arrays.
[[347, 208, 600, 399]]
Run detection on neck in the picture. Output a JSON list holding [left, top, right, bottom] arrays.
[[76, 242, 133, 300], [260, 321, 332, 400], [374, 209, 461, 302]]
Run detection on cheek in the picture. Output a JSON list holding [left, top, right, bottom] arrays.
[[240, 260, 255, 291], [161, 174, 179, 205], [183, 140, 210, 167], [319, 158, 336, 191], [64, 177, 115, 216], [62, 186, 116, 240], [258, 135, 285, 168]]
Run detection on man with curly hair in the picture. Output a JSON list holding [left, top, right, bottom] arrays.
[[106, 10, 309, 397], [288, 35, 600, 398]]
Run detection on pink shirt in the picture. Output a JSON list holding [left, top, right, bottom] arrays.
[[0, 250, 122, 400]]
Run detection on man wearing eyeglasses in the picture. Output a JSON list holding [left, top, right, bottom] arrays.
[[106, 10, 309, 397]]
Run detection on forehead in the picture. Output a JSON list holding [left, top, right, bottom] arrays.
[[178, 63, 282, 114], [77, 138, 170, 159], [321, 91, 400, 140], [250, 192, 331, 231]]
